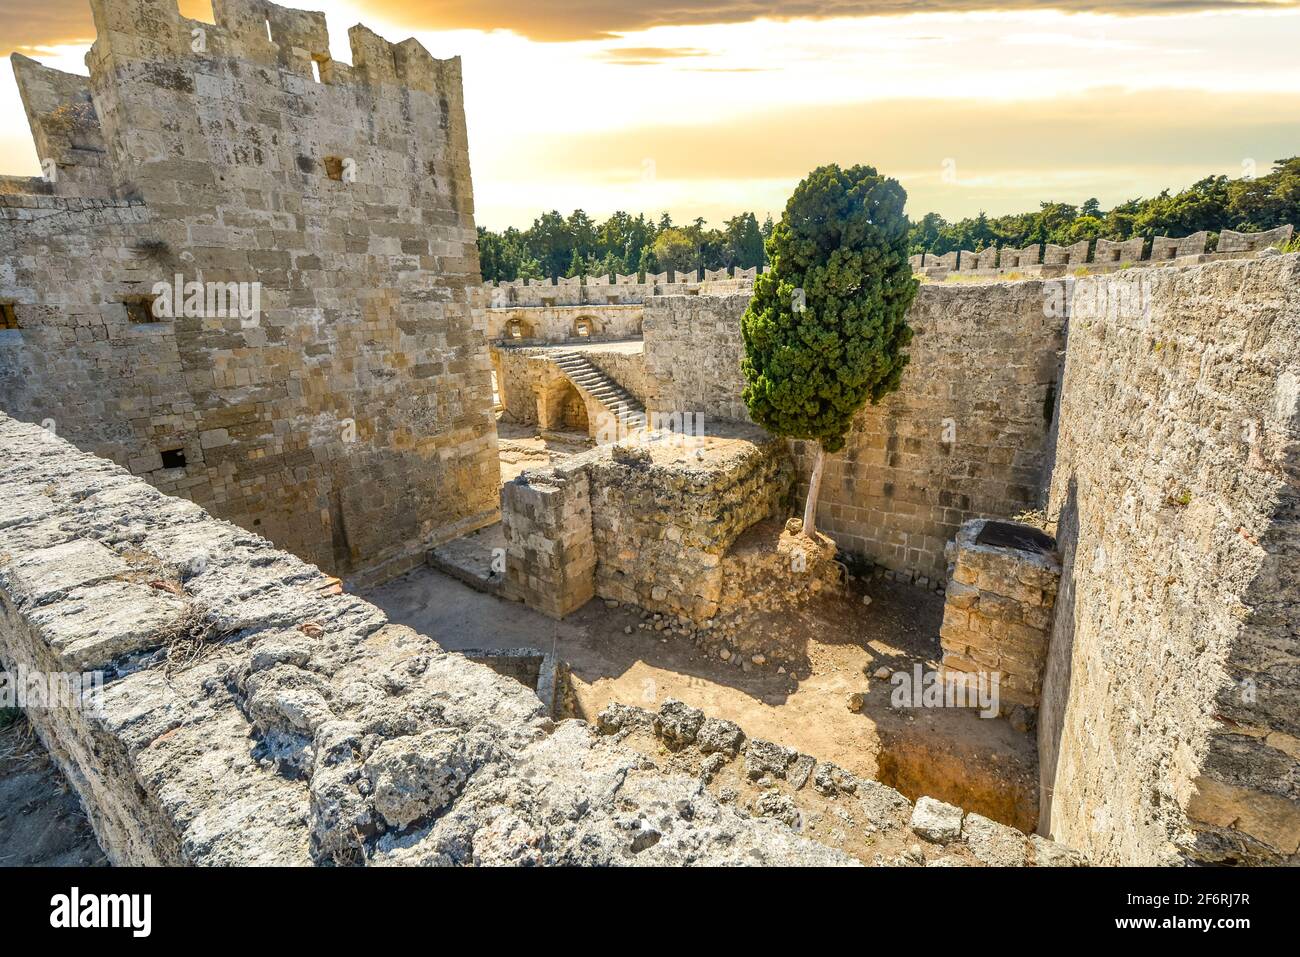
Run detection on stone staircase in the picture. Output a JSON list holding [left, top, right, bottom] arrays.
[[552, 351, 647, 430]]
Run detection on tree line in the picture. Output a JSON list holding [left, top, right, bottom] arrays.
[[477, 210, 770, 282], [908, 157, 1300, 255], [477, 158, 1299, 282]]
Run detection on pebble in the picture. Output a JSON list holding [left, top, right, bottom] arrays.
[[751, 654, 766, 665]]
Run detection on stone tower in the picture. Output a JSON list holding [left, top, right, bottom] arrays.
[[0, 0, 499, 584]]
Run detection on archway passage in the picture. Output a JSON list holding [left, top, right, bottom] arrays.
[[540, 378, 590, 435]]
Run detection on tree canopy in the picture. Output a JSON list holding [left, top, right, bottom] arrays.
[[740, 164, 918, 456]]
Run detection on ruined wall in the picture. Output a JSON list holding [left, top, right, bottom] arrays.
[[1039, 256, 1300, 865], [0, 412, 849, 865], [643, 285, 1065, 580], [0, 0, 498, 585], [502, 425, 793, 623]]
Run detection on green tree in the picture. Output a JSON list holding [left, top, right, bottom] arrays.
[[652, 227, 696, 272], [741, 164, 917, 535], [724, 212, 766, 268]]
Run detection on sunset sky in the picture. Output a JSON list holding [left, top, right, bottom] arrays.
[[1, 0, 1298, 230]]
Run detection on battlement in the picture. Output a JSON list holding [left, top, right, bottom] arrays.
[[12, 0, 467, 203], [914, 225, 1294, 279]]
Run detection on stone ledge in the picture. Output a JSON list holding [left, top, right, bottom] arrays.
[[0, 413, 851, 866]]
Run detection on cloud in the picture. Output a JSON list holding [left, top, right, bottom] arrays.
[[0, 1, 95, 54], [3, 0, 1298, 53], [361, 0, 1300, 42], [600, 46, 712, 65], [472, 87, 1300, 225]]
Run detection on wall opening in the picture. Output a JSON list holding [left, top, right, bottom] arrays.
[[123, 296, 163, 325], [0, 302, 19, 330], [159, 448, 187, 470]]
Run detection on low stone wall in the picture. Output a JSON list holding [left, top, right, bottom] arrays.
[[939, 519, 1060, 714], [0, 413, 849, 866], [588, 432, 792, 621], [501, 425, 794, 623], [1039, 254, 1300, 865], [500, 457, 596, 618]]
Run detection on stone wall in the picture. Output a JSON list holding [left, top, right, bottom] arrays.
[[640, 285, 1066, 581], [0, 0, 498, 586], [587, 431, 792, 621], [501, 425, 793, 623], [0, 412, 848, 865], [487, 304, 644, 343], [642, 293, 753, 423], [1039, 255, 1300, 865], [939, 519, 1061, 714]]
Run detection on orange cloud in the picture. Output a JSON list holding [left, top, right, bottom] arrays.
[[3, 0, 1299, 53], [361, 0, 1300, 42]]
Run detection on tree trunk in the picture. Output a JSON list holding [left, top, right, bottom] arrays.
[[802, 445, 826, 536]]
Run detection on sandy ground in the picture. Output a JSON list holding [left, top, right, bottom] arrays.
[[365, 565, 1039, 830], [496, 420, 589, 483], [0, 715, 105, 867]]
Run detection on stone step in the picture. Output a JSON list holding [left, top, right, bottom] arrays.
[[551, 352, 646, 418]]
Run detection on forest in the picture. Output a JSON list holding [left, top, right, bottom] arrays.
[[476, 157, 1300, 282]]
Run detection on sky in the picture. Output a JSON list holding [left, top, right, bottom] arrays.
[[1, 0, 1298, 230]]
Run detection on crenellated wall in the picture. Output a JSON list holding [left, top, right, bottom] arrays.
[[922, 225, 1293, 278], [0, 0, 499, 586]]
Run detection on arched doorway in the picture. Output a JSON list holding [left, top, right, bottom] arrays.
[[539, 377, 590, 434]]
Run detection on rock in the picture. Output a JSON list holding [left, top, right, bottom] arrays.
[[604, 599, 619, 609], [624, 625, 633, 635], [1029, 834, 1088, 867], [652, 698, 705, 749], [873, 666, 892, 680], [862, 595, 873, 606], [699, 752, 728, 783], [719, 647, 731, 660], [752, 789, 801, 828], [813, 761, 855, 796], [596, 702, 655, 735], [751, 654, 766, 665], [629, 827, 662, 853], [696, 716, 745, 757], [788, 754, 816, 790], [1008, 704, 1035, 734], [847, 692, 866, 713], [962, 813, 1029, 866], [744, 738, 797, 780], [362, 728, 494, 830], [910, 796, 964, 843]]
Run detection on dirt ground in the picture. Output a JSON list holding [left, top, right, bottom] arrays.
[[366, 564, 1039, 830], [0, 714, 106, 867], [496, 420, 589, 483]]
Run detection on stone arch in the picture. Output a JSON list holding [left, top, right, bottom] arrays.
[[539, 377, 590, 433], [504, 316, 534, 340], [572, 315, 599, 339]]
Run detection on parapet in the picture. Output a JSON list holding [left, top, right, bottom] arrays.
[[1219, 224, 1293, 253], [13, 0, 465, 199], [916, 226, 1294, 279]]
